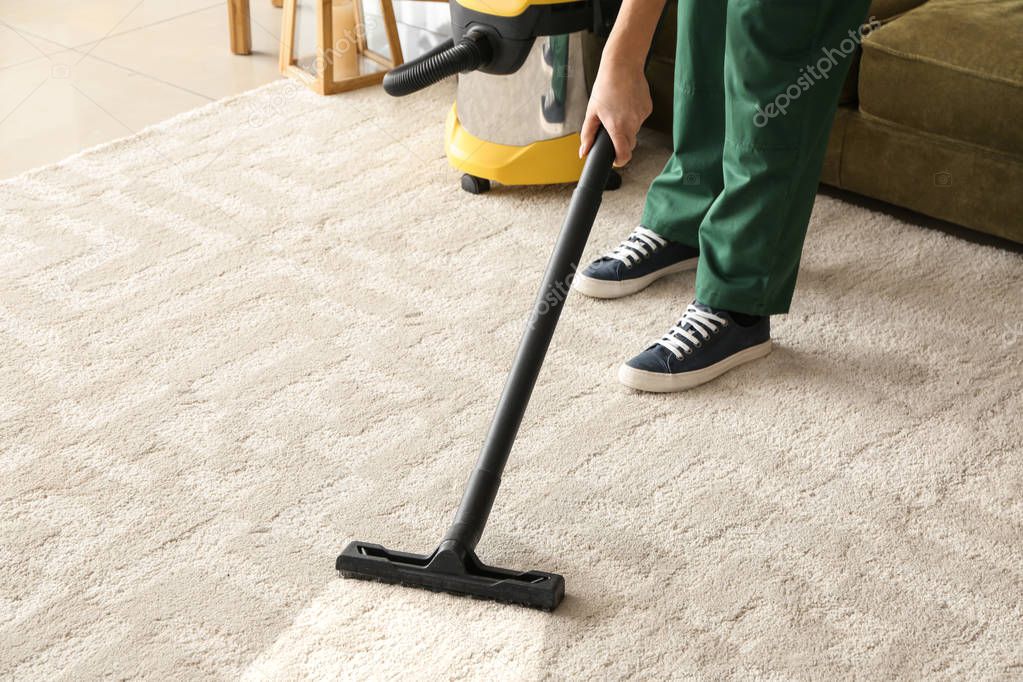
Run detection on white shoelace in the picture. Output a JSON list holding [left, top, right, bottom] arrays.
[[605, 226, 669, 266], [656, 304, 728, 359]]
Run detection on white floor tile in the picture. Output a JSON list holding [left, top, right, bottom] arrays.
[[0, 49, 209, 178]]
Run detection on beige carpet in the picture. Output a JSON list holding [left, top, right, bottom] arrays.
[[1, 79, 1021, 680]]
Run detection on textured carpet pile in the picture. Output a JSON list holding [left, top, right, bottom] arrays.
[[1, 80, 1021, 680]]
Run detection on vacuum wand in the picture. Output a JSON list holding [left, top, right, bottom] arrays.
[[442, 132, 615, 551], [337, 129, 616, 610]]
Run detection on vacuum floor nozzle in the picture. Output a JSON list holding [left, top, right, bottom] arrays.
[[337, 541, 565, 611]]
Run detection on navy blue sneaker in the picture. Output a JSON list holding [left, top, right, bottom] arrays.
[[572, 226, 698, 299], [618, 302, 772, 392]]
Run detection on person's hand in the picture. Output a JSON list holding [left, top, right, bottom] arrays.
[[579, 60, 653, 167]]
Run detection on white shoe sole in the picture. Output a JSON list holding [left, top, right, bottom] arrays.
[[617, 340, 773, 393], [571, 257, 698, 300]]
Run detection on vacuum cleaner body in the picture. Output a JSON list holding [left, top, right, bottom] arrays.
[[447, 0, 604, 188], [446, 37, 587, 187], [383, 0, 616, 191]]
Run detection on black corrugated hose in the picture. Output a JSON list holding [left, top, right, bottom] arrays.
[[382, 32, 492, 97]]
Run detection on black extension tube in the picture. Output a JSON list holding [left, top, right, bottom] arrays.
[[382, 32, 492, 97]]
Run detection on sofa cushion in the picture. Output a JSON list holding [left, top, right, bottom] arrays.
[[824, 109, 1023, 244], [831, 0, 925, 105], [858, 0, 1023, 154]]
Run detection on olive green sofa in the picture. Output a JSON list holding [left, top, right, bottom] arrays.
[[642, 0, 1023, 244]]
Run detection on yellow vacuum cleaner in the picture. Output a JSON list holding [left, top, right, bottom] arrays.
[[382, 0, 620, 193]]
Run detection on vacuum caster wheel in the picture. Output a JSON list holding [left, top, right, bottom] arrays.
[[461, 174, 491, 194], [605, 169, 623, 191]]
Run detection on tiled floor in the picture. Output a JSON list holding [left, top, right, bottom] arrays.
[[0, 1, 448, 179]]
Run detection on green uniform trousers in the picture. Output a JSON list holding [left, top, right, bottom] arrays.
[[641, 0, 872, 315]]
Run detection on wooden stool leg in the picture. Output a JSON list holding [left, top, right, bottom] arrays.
[[228, 0, 252, 55], [380, 0, 404, 66]]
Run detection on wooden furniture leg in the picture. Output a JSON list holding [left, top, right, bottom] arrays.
[[228, 0, 252, 54], [279, 0, 406, 94]]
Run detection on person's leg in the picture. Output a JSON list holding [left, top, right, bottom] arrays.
[[572, 0, 725, 300], [694, 0, 873, 315], [618, 0, 874, 392], [640, 0, 727, 248]]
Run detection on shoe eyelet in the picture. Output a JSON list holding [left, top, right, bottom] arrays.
[[683, 347, 693, 355]]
